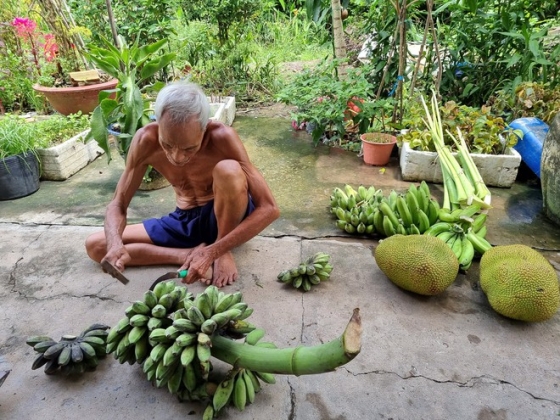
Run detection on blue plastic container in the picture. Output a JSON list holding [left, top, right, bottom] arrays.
[[510, 117, 549, 178]]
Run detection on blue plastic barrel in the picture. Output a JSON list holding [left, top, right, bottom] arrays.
[[510, 117, 549, 178]]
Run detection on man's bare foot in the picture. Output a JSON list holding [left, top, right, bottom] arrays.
[[212, 252, 238, 288]]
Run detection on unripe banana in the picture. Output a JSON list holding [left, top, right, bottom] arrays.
[[242, 369, 255, 404], [450, 234, 464, 260], [158, 293, 175, 311], [34, 340, 57, 353], [150, 342, 169, 363], [128, 326, 147, 344], [417, 209, 431, 233], [233, 371, 247, 411], [476, 225, 487, 238], [424, 221, 452, 236], [458, 235, 475, 269], [436, 230, 456, 244], [396, 195, 413, 227], [213, 372, 236, 412], [344, 223, 356, 234], [26, 336, 54, 347], [195, 293, 213, 320], [182, 360, 197, 391], [245, 328, 266, 345], [79, 341, 96, 359], [202, 404, 215, 420], [129, 314, 149, 328], [132, 301, 151, 315], [214, 294, 234, 314], [180, 345, 196, 367], [134, 336, 149, 362], [471, 213, 487, 233], [187, 306, 206, 326], [379, 201, 400, 228], [201, 318, 218, 335], [176, 333, 197, 347], [427, 199, 440, 225], [254, 371, 276, 384], [396, 223, 407, 235], [151, 304, 168, 319], [57, 345, 72, 366], [406, 191, 421, 225], [409, 223, 421, 235], [466, 231, 492, 254], [438, 208, 460, 223], [373, 209, 385, 235], [245, 369, 261, 393], [382, 215, 396, 237]]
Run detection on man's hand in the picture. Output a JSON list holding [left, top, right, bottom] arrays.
[[180, 243, 214, 285], [102, 245, 131, 273]]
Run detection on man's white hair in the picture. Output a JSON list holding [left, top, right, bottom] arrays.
[[154, 82, 210, 130]]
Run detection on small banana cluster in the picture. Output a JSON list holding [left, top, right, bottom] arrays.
[[205, 328, 277, 418], [26, 323, 109, 375], [277, 252, 333, 291], [424, 205, 492, 271], [330, 182, 441, 237], [105, 281, 254, 401]]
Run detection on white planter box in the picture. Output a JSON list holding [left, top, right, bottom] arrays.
[[208, 96, 236, 126], [399, 141, 522, 188], [37, 130, 104, 181]]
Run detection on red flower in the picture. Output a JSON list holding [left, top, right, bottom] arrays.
[[42, 34, 59, 62], [11, 17, 37, 41]]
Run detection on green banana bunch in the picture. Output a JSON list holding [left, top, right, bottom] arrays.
[[425, 220, 492, 271], [277, 252, 333, 291], [331, 183, 441, 238], [106, 282, 258, 405], [26, 323, 110, 375]]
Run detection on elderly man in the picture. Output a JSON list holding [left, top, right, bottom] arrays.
[[85, 82, 279, 287]]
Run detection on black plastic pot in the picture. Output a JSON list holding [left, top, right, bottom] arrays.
[[0, 152, 40, 200]]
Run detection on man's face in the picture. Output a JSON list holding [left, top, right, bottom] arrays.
[[158, 114, 205, 166]]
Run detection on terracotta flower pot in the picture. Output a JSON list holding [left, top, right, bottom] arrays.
[[360, 133, 397, 166], [33, 79, 118, 116]]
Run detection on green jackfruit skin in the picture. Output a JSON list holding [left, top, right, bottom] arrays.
[[374, 234, 459, 296], [480, 245, 560, 322]]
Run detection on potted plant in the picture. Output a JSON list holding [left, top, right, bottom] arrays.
[[33, 113, 103, 180], [398, 97, 523, 187], [360, 131, 397, 166], [0, 115, 41, 200], [9, 16, 117, 116]]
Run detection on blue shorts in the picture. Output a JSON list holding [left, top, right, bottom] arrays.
[[143, 196, 256, 248]]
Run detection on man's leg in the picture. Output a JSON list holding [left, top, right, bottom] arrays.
[[85, 223, 191, 266], [211, 159, 251, 287]]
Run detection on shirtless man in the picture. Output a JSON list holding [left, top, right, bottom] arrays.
[[85, 82, 280, 287]]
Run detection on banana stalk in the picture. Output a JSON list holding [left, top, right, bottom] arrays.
[[211, 309, 362, 376]]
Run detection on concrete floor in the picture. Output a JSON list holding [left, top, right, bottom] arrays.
[[0, 115, 559, 420]]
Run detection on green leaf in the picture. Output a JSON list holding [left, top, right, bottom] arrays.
[[139, 53, 176, 81], [134, 39, 168, 62], [90, 106, 111, 162]]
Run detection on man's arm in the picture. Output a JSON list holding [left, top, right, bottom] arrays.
[[102, 127, 152, 270]]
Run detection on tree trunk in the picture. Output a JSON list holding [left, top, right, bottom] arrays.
[[331, 0, 347, 79]]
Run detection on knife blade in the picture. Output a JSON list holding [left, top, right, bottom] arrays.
[[101, 260, 131, 285]]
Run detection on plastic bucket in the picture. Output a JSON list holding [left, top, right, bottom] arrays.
[[510, 117, 549, 178]]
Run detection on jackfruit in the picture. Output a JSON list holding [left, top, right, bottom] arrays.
[[374, 235, 459, 295], [480, 245, 560, 322]]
